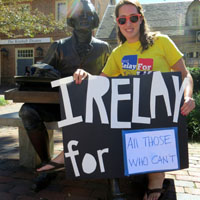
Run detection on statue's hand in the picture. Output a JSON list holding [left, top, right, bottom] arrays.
[[73, 69, 90, 84]]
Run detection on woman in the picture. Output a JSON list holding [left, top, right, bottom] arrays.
[[38, 1, 195, 199]]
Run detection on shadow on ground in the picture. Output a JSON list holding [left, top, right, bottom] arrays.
[[0, 158, 177, 200], [0, 136, 18, 155]]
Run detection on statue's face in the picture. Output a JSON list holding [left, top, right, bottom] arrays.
[[68, 0, 97, 31], [72, 9, 94, 31]]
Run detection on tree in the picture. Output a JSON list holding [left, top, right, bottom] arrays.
[[0, 0, 70, 38]]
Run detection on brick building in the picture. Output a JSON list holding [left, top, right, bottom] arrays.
[[92, 0, 111, 22], [0, 0, 114, 85]]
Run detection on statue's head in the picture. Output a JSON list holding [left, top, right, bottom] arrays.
[[67, 0, 99, 31]]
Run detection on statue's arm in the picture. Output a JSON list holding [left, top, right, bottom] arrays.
[[42, 41, 60, 69]]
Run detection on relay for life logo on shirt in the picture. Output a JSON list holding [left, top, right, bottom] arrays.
[[122, 55, 137, 70], [122, 55, 153, 72], [138, 58, 153, 71]]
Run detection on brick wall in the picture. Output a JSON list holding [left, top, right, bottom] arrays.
[[0, 0, 111, 85], [93, 0, 110, 21]]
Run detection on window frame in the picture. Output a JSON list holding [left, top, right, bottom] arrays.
[[55, 0, 67, 21]]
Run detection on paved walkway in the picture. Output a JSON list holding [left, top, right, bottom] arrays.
[[0, 88, 200, 199]]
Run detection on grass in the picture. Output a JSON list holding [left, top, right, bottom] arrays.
[[0, 97, 8, 106]]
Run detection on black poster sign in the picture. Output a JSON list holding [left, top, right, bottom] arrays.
[[51, 72, 188, 180]]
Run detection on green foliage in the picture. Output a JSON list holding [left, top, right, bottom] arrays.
[[0, 0, 70, 38], [0, 97, 8, 106], [186, 67, 200, 141], [187, 67, 200, 93], [187, 92, 200, 141]]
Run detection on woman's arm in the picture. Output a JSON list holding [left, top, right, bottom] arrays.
[[73, 70, 108, 84], [73, 69, 91, 84], [100, 72, 108, 77], [171, 58, 195, 116]]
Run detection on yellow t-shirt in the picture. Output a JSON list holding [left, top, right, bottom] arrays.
[[102, 34, 183, 77]]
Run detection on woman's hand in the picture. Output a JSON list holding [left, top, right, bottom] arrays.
[[172, 58, 195, 116], [181, 96, 195, 116], [73, 69, 90, 84]]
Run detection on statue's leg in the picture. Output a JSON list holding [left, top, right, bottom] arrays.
[[19, 103, 60, 163], [26, 126, 50, 163]]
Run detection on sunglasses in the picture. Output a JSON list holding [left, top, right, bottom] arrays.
[[116, 14, 141, 25]]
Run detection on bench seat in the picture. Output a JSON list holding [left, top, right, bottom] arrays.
[[0, 112, 61, 168]]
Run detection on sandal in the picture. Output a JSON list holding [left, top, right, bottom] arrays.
[[146, 179, 170, 200], [36, 161, 65, 174]]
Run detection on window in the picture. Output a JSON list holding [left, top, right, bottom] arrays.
[[191, 7, 200, 26], [187, 52, 199, 58], [16, 48, 34, 76], [17, 49, 33, 58], [194, 52, 199, 58], [56, 1, 67, 21], [187, 7, 200, 26], [197, 31, 200, 43]]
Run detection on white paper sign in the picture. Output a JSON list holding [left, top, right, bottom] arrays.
[[122, 127, 179, 175]]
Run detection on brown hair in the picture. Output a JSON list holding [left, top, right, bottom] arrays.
[[115, 0, 158, 52]]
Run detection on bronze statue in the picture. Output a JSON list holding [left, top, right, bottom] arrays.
[[19, 0, 110, 165]]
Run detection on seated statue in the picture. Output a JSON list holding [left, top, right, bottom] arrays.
[[19, 0, 110, 166]]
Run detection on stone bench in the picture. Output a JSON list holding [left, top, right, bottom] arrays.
[[0, 112, 61, 168]]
